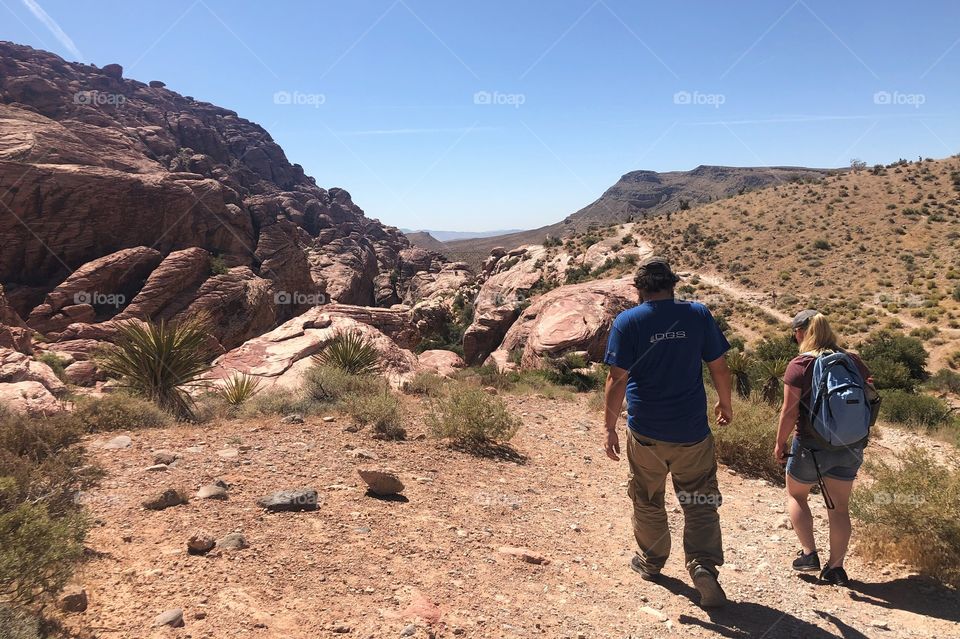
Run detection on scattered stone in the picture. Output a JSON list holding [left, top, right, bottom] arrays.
[[331, 624, 351, 633], [144, 464, 168, 472], [280, 413, 304, 424], [638, 606, 668, 623], [343, 424, 361, 433], [358, 469, 404, 496], [483, 386, 498, 395], [256, 488, 319, 512], [218, 533, 248, 551], [498, 546, 549, 565], [142, 488, 188, 510], [196, 484, 228, 500], [216, 448, 239, 459], [400, 624, 416, 636], [187, 531, 216, 555], [349, 448, 378, 460], [870, 620, 890, 630], [102, 435, 131, 450], [58, 587, 88, 613], [214, 478, 230, 489], [322, 415, 336, 422], [153, 450, 178, 465], [776, 516, 793, 530], [153, 608, 184, 628], [194, 611, 207, 620]]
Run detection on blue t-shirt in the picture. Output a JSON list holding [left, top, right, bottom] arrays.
[[604, 299, 730, 443]]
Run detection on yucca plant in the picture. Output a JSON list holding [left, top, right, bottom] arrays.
[[757, 357, 789, 406], [99, 316, 215, 420], [214, 372, 262, 406], [312, 330, 380, 375], [726, 350, 753, 399]]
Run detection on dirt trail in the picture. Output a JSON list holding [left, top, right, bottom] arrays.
[[692, 273, 792, 324], [63, 395, 960, 639]]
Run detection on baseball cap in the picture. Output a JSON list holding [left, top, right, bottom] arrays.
[[636, 255, 678, 279], [791, 309, 819, 330]]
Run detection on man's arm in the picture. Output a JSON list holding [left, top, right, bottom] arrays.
[[603, 366, 629, 461], [706, 356, 733, 426]]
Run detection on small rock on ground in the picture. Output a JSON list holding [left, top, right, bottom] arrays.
[[498, 546, 549, 565], [358, 469, 404, 496], [196, 484, 228, 500], [256, 488, 319, 512], [153, 450, 178, 465], [58, 587, 88, 613], [187, 531, 215, 554], [217, 532, 248, 550], [153, 608, 184, 628], [280, 413, 304, 424], [142, 488, 188, 510], [101, 435, 131, 450]]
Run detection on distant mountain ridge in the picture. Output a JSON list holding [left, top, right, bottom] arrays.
[[442, 164, 837, 263], [400, 228, 524, 241]]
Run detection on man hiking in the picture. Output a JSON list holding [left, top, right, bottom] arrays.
[[602, 256, 734, 608]]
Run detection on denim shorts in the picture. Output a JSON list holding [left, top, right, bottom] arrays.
[[786, 438, 863, 484]]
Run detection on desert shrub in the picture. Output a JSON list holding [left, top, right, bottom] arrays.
[[71, 394, 171, 432], [35, 353, 69, 383], [541, 353, 605, 392], [709, 389, 782, 484], [98, 316, 216, 420], [214, 372, 262, 406], [302, 364, 383, 403], [416, 294, 472, 357], [403, 371, 446, 397], [860, 330, 929, 390], [342, 390, 406, 440], [852, 448, 960, 586], [209, 254, 229, 275], [239, 387, 320, 417], [754, 334, 798, 363], [312, 330, 379, 375], [880, 390, 954, 428], [0, 408, 94, 607], [0, 606, 41, 639], [926, 368, 960, 394], [725, 350, 752, 399], [427, 385, 521, 445]]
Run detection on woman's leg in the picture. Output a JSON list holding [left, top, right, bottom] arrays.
[[822, 477, 855, 568], [786, 475, 816, 554]]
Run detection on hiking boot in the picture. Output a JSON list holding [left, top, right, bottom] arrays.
[[792, 549, 821, 572], [630, 555, 660, 582], [692, 566, 727, 608], [819, 565, 849, 586]]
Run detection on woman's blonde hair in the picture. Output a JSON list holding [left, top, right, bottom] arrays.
[[798, 313, 840, 354]]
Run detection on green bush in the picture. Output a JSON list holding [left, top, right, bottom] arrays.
[[926, 368, 960, 394], [98, 316, 216, 420], [213, 372, 262, 406], [71, 393, 172, 432], [403, 371, 446, 397], [880, 390, 954, 428], [427, 385, 521, 445], [0, 606, 41, 639], [302, 364, 383, 403], [860, 330, 929, 390], [238, 387, 320, 418], [312, 330, 380, 375], [0, 408, 94, 607], [753, 334, 798, 363], [541, 353, 606, 392], [35, 353, 69, 383], [710, 389, 783, 484], [342, 390, 406, 440], [852, 448, 960, 586]]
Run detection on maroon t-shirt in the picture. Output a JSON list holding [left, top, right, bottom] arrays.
[[783, 351, 870, 440]]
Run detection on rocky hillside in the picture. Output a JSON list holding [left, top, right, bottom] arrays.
[[0, 41, 459, 356], [442, 165, 833, 262]]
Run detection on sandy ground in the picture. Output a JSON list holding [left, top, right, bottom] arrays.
[[61, 393, 960, 639]]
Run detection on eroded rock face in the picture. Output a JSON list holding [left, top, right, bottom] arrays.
[[0, 380, 61, 416], [207, 307, 418, 390], [417, 350, 465, 377], [0, 347, 66, 396], [0, 42, 445, 351], [491, 277, 639, 369], [0, 284, 31, 353]]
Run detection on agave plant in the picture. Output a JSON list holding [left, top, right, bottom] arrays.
[[725, 350, 753, 399], [312, 329, 380, 375], [98, 316, 215, 420], [214, 372, 262, 406], [758, 357, 790, 406]]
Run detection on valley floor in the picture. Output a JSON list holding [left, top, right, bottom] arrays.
[[65, 395, 959, 639]]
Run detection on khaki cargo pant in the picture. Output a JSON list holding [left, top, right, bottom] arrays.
[[626, 430, 724, 578]]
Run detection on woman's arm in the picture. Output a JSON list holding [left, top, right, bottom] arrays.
[[774, 384, 802, 464]]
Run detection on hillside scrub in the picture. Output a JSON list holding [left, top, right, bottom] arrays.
[[708, 388, 783, 484], [852, 447, 960, 587], [426, 384, 521, 446], [70, 393, 172, 432]]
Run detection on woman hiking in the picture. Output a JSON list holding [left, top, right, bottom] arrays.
[[773, 310, 874, 586]]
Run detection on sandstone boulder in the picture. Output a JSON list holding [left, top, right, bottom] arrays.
[[0, 348, 66, 396], [0, 381, 61, 416], [491, 277, 639, 369], [417, 350, 464, 377], [0, 284, 31, 354], [207, 307, 418, 390], [113, 247, 211, 321]]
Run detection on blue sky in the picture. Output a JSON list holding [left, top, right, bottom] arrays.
[[3, 1, 959, 231]]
